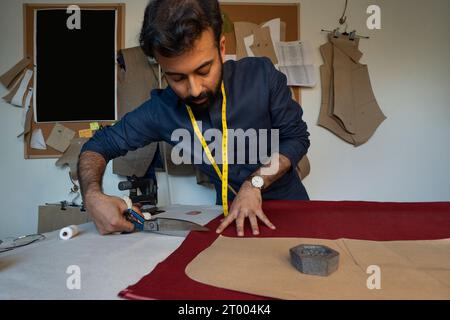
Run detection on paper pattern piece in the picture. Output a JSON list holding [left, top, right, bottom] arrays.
[[2, 71, 25, 103], [250, 27, 278, 65], [186, 236, 450, 300], [46, 123, 76, 153], [55, 138, 88, 180], [261, 18, 282, 52], [234, 21, 279, 65], [0, 57, 31, 89], [275, 41, 316, 87], [318, 34, 386, 146], [234, 19, 288, 66], [234, 22, 259, 60], [30, 128, 47, 150]]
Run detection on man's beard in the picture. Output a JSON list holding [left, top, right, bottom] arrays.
[[183, 61, 223, 111]]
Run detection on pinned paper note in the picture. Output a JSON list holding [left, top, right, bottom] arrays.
[[46, 123, 76, 153], [30, 128, 47, 150], [275, 41, 316, 87], [79, 128, 93, 138], [90, 122, 100, 131]]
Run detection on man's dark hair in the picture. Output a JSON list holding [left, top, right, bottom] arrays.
[[140, 0, 223, 58]]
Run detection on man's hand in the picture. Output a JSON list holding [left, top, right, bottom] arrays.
[[216, 181, 276, 236], [84, 192, 142, 235]]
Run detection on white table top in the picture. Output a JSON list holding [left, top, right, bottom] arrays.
[[0, 205, 223, 300]]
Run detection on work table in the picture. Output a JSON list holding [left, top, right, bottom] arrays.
[[0, 205, 222, 300]]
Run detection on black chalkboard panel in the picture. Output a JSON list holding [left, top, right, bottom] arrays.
[[35, 9, 117, 122]]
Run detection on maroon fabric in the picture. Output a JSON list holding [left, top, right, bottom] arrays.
[[119, 200, 450, 300]]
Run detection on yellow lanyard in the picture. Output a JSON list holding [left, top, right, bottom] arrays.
[[186, 82, 229, 216]]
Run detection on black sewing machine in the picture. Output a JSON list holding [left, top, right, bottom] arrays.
[[118, 176, 163, 215]]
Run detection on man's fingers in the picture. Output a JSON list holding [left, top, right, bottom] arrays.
[[249, 214, 260, 235], [118, 201, 141, 232], [110, 215, 135, 234], [118, 199, 129, 212], [236, 212, 246, 237], [216, 206, 239, 233], [216, 212, 236, 234], [256, 210, 276, 230], [122, 219, 136, 233]]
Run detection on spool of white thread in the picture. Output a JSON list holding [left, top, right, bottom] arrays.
[[59, 225, 79, 240]]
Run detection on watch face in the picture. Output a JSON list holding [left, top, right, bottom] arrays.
[[251, 176, 264, 189]]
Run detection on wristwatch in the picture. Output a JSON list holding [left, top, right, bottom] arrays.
[[249, 175, 265, 190]]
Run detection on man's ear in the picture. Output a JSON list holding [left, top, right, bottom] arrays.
[[219, 35, 226, 62]]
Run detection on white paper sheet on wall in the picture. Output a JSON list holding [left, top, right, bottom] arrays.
[[275, 41, 316, 87], [11, 69, 33, 107], [30, 128, 47, 150]]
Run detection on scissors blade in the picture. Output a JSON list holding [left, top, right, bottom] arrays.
[[143, 218, 209, 232]]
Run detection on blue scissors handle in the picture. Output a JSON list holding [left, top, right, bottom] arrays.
[[126, 208, 145, 231]]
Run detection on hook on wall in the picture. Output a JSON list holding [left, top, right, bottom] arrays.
[[321, 0, 369, 40], [339, 0, 349, 25]]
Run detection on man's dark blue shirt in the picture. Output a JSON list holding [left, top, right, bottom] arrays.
[[81, 57, 310, 204]]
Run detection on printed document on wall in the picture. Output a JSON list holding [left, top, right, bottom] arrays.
[[275, 41, 316, 87]]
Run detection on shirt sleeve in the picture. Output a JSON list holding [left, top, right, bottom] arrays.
[[80, 99, 162, 163], [265, 58, 310, 171]]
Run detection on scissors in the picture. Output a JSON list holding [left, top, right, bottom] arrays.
[[123, 197, 209, 234]]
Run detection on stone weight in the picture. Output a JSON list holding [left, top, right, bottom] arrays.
[[290, 244, 339, 276]]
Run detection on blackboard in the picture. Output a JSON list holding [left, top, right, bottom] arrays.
[[23, 3, 125, 159], [35, 9, 117, 122]]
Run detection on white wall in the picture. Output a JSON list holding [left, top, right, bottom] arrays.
[[301, 0, 450, 202], [1, 0, 449, 238]]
